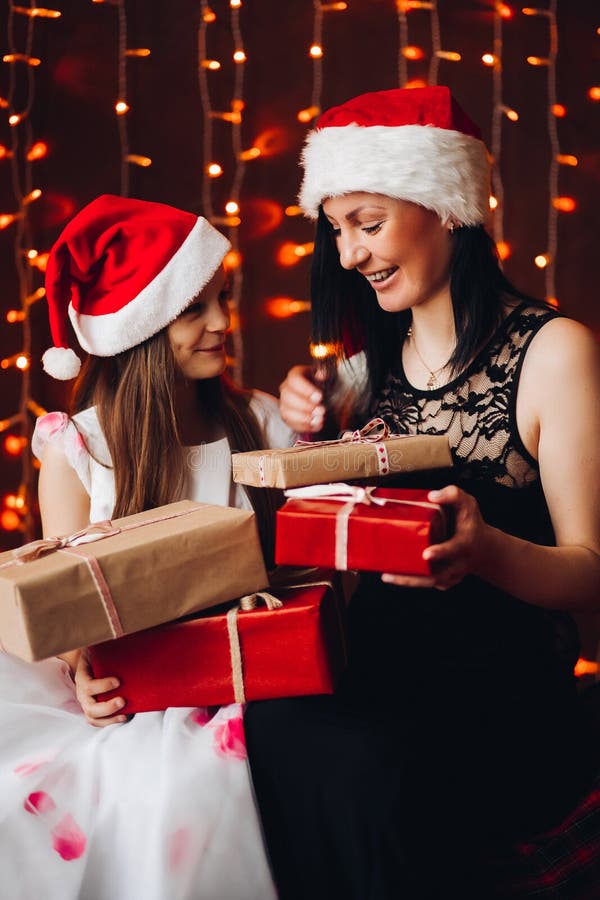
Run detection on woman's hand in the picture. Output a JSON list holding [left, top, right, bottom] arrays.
[[279, 365, 326, 433], [381, 485, 489, 590], [74, 650, 129, 727]]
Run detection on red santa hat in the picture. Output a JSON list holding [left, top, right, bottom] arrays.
[[299, 85, 490, 227], [42, 194, 231, 380]]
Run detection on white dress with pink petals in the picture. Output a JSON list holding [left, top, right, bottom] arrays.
[[0, 395, 291, 900]]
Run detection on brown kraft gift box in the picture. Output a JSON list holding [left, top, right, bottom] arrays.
[[232, 418, 452, 489], [0, 500, 268, 662]]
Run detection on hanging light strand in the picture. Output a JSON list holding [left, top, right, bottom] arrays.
[[396, 2, 409, 86], [227, 0, 247, 384], [1, 1, 55, 543], [490, 4, 506, 253], [198, 0, 216, 220], [310, 0, 324, 116], [117, 0, 130, 196], [545, 0, 560, 303], [428, 1, 441, 85]]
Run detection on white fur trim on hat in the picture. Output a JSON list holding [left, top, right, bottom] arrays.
[[41, 346, 82, 381], [299, 124, 490, 226], [70, 217, 230, 357]]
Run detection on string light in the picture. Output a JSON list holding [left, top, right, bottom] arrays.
[[206, 162, 223, 177], [588, 87, 600, 101], [552, 196, 576, 212], [490, 5, 507, 262], [534, 253, 550, 268], [482, 53, 497, 66], [124, 48, 151, 57], [125, 154, 152, 167], [557, 154, 577, 166], [551, 103, 567, 117], [1, 0, 60, 543], [310, 343, 337, 360], [527, 55, 549, 66], [265, 298, 311, 319]]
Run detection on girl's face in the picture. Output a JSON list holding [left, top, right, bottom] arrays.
[[322, 192, 453, 313], [167, 265, 230, 380]]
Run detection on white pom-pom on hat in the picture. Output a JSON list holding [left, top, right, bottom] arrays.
[[41, 347, 82, 381]]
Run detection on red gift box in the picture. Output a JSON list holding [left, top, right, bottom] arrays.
[[275, 485, 448, 575], [88, 582, 346, 713]]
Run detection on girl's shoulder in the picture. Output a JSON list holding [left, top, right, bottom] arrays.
[[249, 390, 295, 449], [32, 407, 112, 489]]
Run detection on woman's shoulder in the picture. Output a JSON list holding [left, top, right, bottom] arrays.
[[249, 390, 295, 449], [32, 406, 111, 468]]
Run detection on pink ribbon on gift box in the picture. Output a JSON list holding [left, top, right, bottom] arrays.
[[284, 483, 443, 571], [1, 505, 209, 640], [257, 418, 394, 486]]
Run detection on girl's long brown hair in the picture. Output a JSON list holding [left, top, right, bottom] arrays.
[[71, 330, 280, 565]]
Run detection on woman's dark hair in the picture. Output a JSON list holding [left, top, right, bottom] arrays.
[[311, 205, 544, 404], [71, 332, 280, 567]]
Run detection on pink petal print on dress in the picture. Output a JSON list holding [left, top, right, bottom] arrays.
[[51, 813, 87, 861], [167, 826, 191, 871], [24, 791, 56, 815], [14, 758, 50, 777], [37, 411, 68, 438], [213, 715, 247, 759], [187, 707, 212, 727]]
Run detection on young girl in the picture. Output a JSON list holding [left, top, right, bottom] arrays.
[[244, 87, 600, 898], [0, 195, 291, 899]]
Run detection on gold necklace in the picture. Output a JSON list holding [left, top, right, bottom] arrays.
[[407, 327, 451, 390]]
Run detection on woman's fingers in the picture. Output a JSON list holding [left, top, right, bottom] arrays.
[[279, 365, 325, 432]]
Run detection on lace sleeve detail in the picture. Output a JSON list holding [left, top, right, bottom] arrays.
[[31, 412, 91, 494]]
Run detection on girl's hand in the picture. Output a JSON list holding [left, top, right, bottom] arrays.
[[381, 485, 488, 590], [279, 365, 326, 433], [74, 650, 129, 727]]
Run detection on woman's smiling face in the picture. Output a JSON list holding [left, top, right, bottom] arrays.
[[322, 192, 454, 313], [167, 265, 231, 380]]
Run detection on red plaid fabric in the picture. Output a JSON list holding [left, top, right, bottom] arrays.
[[490, 770, 600, 898]]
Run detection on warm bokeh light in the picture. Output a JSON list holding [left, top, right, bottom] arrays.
[[203, 7, 216, 22], [496, 3, 513, 18], [224, 250, 242, 270], [233, 50, 246, 63], [0, 144, 12, 160], [557, 154, 578, 167], [253, 127, 290, 158], [6, 310, 26, 323], [285, 205, 303, 217], [201, 59, 221, 70], [321, 2, 348, 9], [405, 78, 428, 89], [3, 53, 41, 66], [309, 44, 323, 59], [574, 658, 600, 677], [16, 355, 29, 370], [534, 254, 550, 269], [297, 106, 320, 123], [26, 141, 48, 161], [310, 342, 337, 360], [551, 103, 567, 117], [0, 213, 20, 230], [402, 46, 425, 60], [489, 195, 499, 210], [4, 435, 27, 456], [225, 200, 240, 215], [125, 154, 152, 167], [527, 56, 549, 66], [9, 113, 24, 126], [547, 296, 559, 308], [13, 6, 61, 17], [230, 0, 242, 7], [294, 242, 314, 258], [553, 196, 577, 213], [28, 251, 49, 271], [588, 87, 600, 101], [207, 162, 223, 177], [25, 287, 46, 305], [125, 48, 151, 57], [435, 51, 461, 62], [115, 100, 130, 114], [482, 53, 497, 66], [0, 509, 21, 531], [23, 189, 42, 205], [496, 241, 511, 261], [4, 493, 25, 510], [503, 107, 519, 122], [277, 242, 304, 266], [239, 147, 261, 161], [265, 297, 311, 319]]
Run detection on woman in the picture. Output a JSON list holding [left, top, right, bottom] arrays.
[[0, 195, 290, 899], [244, 86, 600, 898]]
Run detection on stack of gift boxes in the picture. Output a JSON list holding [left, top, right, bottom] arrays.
[[0, 420, 452, 712]]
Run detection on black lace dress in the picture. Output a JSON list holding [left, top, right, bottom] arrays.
[[245, 304, 595, 900]]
